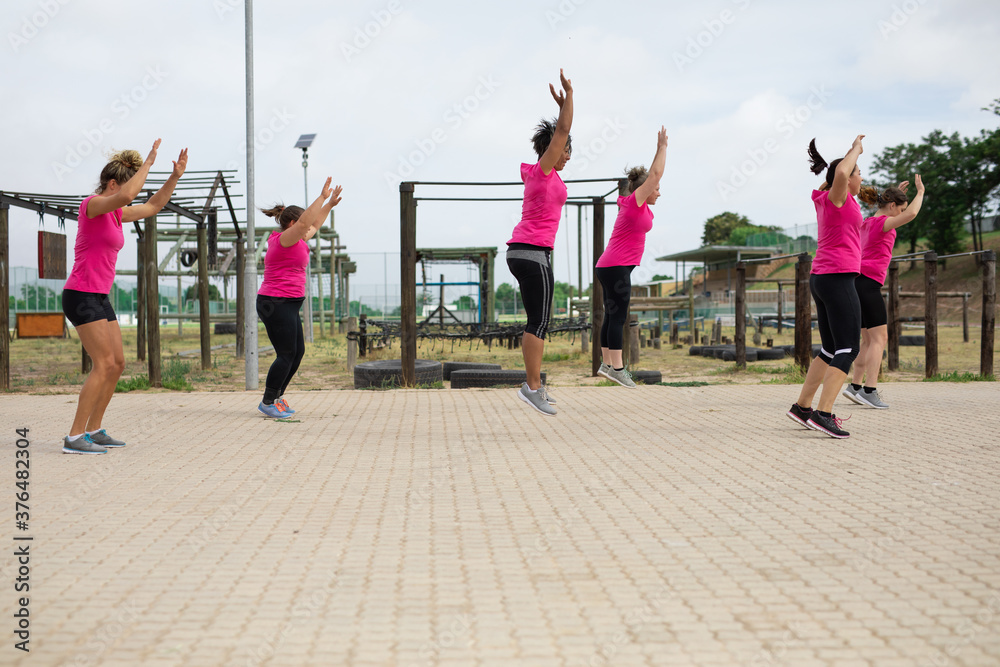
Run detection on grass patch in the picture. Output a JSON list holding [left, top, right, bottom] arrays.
[[542, 352, 575, 362], [923, 371, 995, 382], [162, 359, 193, 391], [116, 375, 152, 392], [657, 381, 711, 387]]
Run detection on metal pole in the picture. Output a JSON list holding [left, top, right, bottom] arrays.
[[577, 205, 582, 296], [302, 146, 313, 342], [243, 0, 259, 390]]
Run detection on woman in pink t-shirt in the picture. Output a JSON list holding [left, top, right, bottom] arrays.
[[255, 178, 343, 419], [786, 135, 865, 439], [61, 140, 188, 455], [594, 126, 668, 389], [843, 175, 925, 409], [506, 69, 573, 416]]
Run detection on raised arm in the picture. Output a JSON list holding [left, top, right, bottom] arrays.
[[86, 139, 160, 218], [828, 134, 864, 207], [539, 69, 573, 175], [884, 174, 924, 232], [279, 178, 343, 247], [121, 147, 189, 223], [634, 127, 668, 206]]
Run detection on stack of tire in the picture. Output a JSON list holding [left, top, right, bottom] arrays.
[[687, 345, 790, 362]]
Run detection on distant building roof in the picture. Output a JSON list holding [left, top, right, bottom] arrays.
[[654, 245, 780, 264]]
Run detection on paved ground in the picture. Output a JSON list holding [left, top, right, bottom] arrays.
[[1, 382, 999, 666]]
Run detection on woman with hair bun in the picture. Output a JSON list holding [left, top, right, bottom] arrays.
[[594, 126, 668, 388], [785, 135, 865, 439], [843, 175, 925, 409], [62, 139, 188, 454], [255, 177, 343, 418], [506, 68, 573, 417]]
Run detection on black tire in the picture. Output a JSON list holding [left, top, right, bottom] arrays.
[[711, 345, 736, 359], [450, 369, 546, 389], [354, 359, 443, 389], [899, 335, 925, 346], [721, 349, 758, 362], [441, 361, 502, 381], [214, 322, 237, 335], [688, 346, 704, 356], [632, 370, 661, 384], [755, 347, 786, 361]]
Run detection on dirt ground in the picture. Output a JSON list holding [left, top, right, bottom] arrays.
[[5, 318, 992, 395]]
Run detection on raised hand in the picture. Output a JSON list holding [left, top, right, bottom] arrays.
[[328, 185, 343, 207], [851, 134, 865, 154], [145, 138, 161, 166], [320, 177, 333, 199], [171, 148, 188, 179], [915, 173, 924, 193], [657, 126, 668, 148], [898, 180, 909, 193], [549, 68, 572, 107]]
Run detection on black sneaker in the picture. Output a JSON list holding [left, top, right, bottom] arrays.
[[786, 403, 814, 429], [806, 412, 850, 438]]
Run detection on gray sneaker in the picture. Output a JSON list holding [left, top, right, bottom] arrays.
[[597, 362, 612, 379], [841, 384, 864, 405], [88, 429, 126, 448], [604, 367, 637, 389], [539, 386, 556, 405], [855, 387, 889, 409], [518, 383, 557, 416], [62, 434, 107, 455]]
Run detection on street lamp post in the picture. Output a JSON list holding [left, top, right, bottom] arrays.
[[295, 133, 316, 342]]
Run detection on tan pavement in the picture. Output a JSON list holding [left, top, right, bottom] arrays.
[[1, 382, 999, 666]]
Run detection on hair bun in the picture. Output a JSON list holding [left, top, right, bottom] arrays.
[[110, 149, 143, 171]]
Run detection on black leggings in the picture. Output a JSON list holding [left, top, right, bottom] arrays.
[[596, 265, 635, 350], [810, 273, 861, 373], [855, 275, 887, 328], [506, 245, 554, 339], [256, 295, 305, 403]]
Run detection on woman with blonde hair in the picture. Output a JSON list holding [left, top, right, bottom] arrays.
[[62, 139, 188, 454], [256, 178, 343, 418]]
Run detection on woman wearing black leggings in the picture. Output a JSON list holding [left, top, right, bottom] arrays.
[[256, 178, 342, 418], [595, 127, 668, 387]]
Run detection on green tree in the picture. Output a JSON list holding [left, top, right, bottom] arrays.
[[184, 284, 221, 302], [702, 212, 752, 245], [495, 282, 516, 304], [452, 295, 476, 310], [651, 274, 674, 281], [726, 225, 782, 246]]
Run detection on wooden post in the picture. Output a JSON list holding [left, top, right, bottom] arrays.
[[887, 262, 900, 371], [776, 282, 784, 334], [924, 251, 938, 378], [359, 313, 368, 358], [316, 240, 324, 338], [197, 220, 211, 370], [982, 250, 996, 378], [439, 273, 445, 326], [236, 238, 245, 357], [687, 287, 694, 345], [627, 312, 640, 367], [590, 195, 606, 376], [794, 253, 812, 370], [346, 316, 358, 373], [136, 236, 146, 361], [962, 293, 970, 344], [0, 204, 8, 391], [670, 322, 679, 345], [400, 183, 417, 386], [735, 261, 747, 369], [144, 215, 161, 387], [581, 326, 589, 355]]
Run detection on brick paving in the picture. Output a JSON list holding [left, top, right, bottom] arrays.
[[1, 382, 999, 666]]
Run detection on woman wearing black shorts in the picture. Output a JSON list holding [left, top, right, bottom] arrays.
[[844, 175, 925, 409], [62, 140, 187, 454]]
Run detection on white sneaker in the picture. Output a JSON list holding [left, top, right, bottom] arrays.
[[518, 383, 557, 416]]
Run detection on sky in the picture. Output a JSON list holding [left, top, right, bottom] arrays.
[[3, 0, 999, 308]]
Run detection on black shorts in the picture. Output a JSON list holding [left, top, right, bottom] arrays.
[[855, 275, 887, 328], [62, 289, 116, 327], [506, 243, 554, 339]]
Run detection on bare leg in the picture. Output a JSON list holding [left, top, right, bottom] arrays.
[[86, 321, 126, 431], [796, 355, 828, 408], [862, 325, 887, 389], [601, 347, 623, 368], [70, 320, 121, 435], [522, 332, 544, 391], [817, 367, 848, 413], [852, 328, 870, 385]]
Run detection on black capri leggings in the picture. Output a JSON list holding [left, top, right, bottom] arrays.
[[595, 265, 635, 350], [810, 272, 861, 373], [256, 295, 305, 402], [506, 245, 554, 340], [855, 274, 887, 328]]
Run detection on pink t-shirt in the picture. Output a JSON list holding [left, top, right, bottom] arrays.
[[64, 195, 125, 294], [811, 189, 862, 275], [596, 193, 654, 267], [258, 230, 309, 298], [859, 215, 896, 285], [507, 162, 568, 249]]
